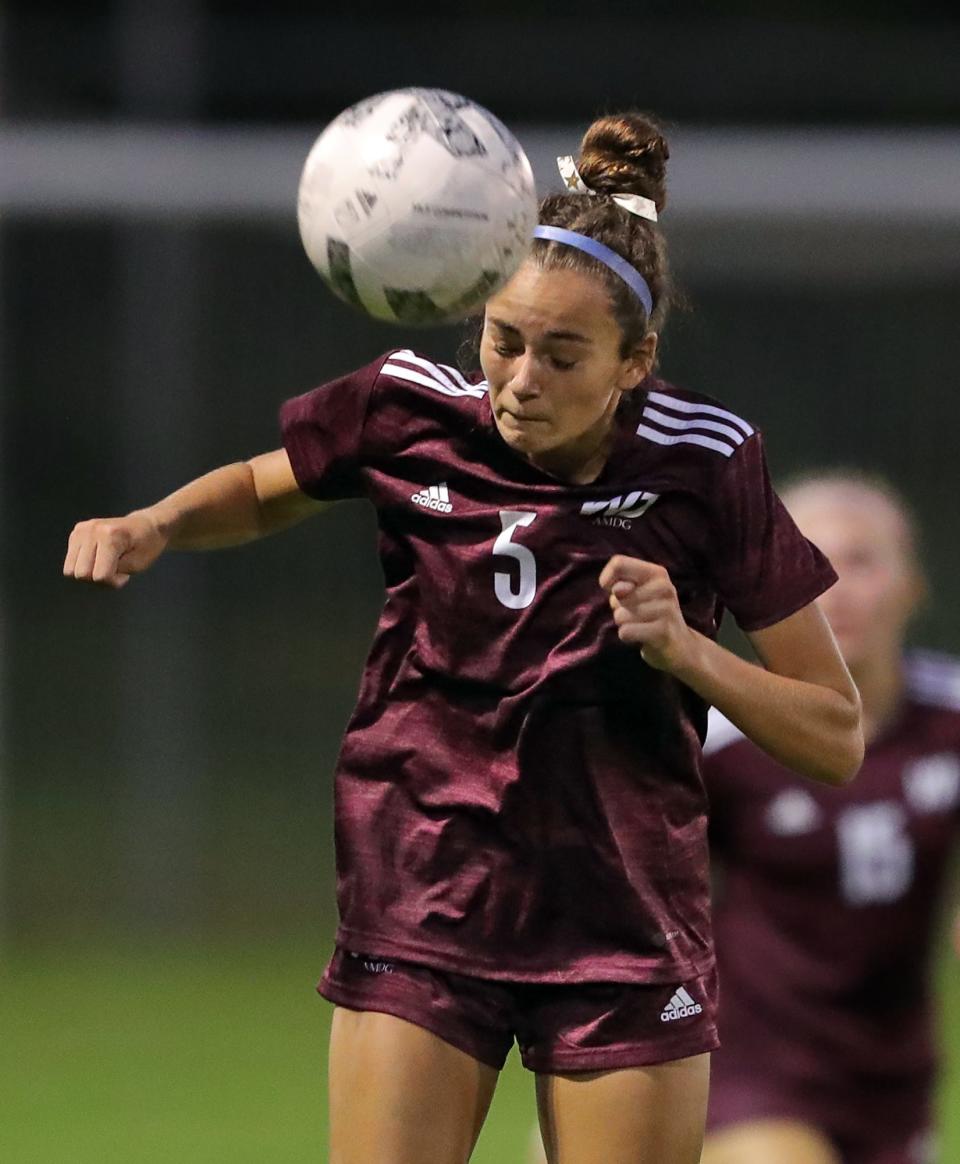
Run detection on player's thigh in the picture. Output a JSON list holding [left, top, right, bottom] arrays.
[[536, 1051, 710, 1164], [328, 1007, 499, 1164], [700, 1118, 842, 1164]]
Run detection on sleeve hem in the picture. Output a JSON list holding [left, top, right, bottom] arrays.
[[732, 568, 838, 634], [278, 351, 395, 500], [280, 407, 328, 500]]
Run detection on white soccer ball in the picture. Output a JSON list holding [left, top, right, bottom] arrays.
[[297, 88, 538, 325]]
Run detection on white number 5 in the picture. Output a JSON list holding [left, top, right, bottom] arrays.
[[493, 510, 537, 610]]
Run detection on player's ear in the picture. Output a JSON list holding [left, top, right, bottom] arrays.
[[617, 332, 658, 392]]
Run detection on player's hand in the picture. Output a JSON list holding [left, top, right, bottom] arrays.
[[599, 555, 696, 673], [63, 510, 169, 589]]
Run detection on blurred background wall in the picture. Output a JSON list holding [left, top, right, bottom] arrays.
[[2, 0, 960, 945]]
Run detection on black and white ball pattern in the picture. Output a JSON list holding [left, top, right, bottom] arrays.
[[297, 88, 538, 325]]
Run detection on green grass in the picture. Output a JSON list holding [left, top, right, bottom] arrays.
[[0, 939, 957, 1162]]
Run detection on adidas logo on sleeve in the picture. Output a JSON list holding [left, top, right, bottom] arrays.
[[660, 986, 703, 1022], [411, 482, 453, 513]]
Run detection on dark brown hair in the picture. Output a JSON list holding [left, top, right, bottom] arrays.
[[535, 111, 672, 356]]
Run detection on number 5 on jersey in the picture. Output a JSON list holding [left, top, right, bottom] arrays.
[[493, 510, 537, 610]]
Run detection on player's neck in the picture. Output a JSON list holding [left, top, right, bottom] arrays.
[[849, 652, 905, 744], [528, 440, 610, 484]]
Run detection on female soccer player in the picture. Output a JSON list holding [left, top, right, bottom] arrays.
[[702, 474, 959, 1164], [63, 112, 862, 1164]]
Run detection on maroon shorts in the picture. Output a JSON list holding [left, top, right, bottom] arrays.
[[707, 1071, 936, 1164], [319, 946, 719, 1073]]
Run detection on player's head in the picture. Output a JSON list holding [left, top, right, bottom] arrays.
[[782, 471, 925, 673], [533, 111, 672, 351], [480, 112, 672, 474]]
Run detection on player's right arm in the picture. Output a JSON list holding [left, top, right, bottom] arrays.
[[63, 448, 327, 589]]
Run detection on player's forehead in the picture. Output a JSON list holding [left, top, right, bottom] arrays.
[[484, 261, 618, 346]]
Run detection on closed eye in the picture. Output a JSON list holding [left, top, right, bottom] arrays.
[[493, 344, 576, 371], [493, 343, 523, 359]]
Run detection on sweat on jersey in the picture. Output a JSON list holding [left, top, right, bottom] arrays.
[[279, 349, 837, 984], [705, 653, 960, 1129]]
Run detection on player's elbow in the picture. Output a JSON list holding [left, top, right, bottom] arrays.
[[805, 694, 865, 787], [810, 734, 864, 787]]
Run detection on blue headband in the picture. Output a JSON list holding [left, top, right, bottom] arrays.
[[532, 224, 654, 319]]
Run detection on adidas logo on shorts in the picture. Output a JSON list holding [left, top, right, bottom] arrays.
[[660, 986, 703, 1022], [411, 482, 453, 513]]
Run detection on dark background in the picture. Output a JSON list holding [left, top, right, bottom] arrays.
[[3, 2, 960, 943]]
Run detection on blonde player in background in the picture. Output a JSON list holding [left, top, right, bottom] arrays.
[[702, 473, 959, 1164]]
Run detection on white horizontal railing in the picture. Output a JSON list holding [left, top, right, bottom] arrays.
[[2, 123, 960, 282]]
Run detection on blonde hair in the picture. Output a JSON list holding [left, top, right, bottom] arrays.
[[781, 469, 922, 574]]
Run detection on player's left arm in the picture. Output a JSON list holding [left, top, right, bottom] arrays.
[[600, 556, 863, 786]]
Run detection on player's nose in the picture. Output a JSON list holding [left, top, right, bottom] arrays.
[[510, 355, 542, 400]]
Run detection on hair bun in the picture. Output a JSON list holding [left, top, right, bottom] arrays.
[[577, 112, 670, 214]]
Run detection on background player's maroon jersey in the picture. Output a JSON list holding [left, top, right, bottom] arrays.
[[705, 653, 960, 1139], [280, 349, 835, 984]]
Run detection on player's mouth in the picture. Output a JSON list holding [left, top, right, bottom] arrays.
[[501, 408, 549, 424]]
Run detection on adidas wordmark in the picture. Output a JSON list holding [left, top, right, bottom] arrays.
[[411, 483, 453, 514], [660, 986, 703, 1022]]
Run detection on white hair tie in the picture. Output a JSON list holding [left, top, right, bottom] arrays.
[[556, 155, 659, 223]]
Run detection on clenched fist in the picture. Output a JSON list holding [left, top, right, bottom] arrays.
[[63, 510, 168, 589], [599, 555, 696, 674]]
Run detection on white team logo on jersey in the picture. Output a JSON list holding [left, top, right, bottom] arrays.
[[766, 788, 823, 836], [903, 753, 960, 813], [580, 490, 658, 530], [411, 482, 453, 514], [660, 986, 703, 1022]]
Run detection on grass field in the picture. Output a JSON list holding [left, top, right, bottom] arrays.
[[1, 938, 957, 1163]]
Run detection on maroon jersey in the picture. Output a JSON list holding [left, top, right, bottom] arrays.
[[280, 349, 835, 984], [705, 653, 960, 1130]]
